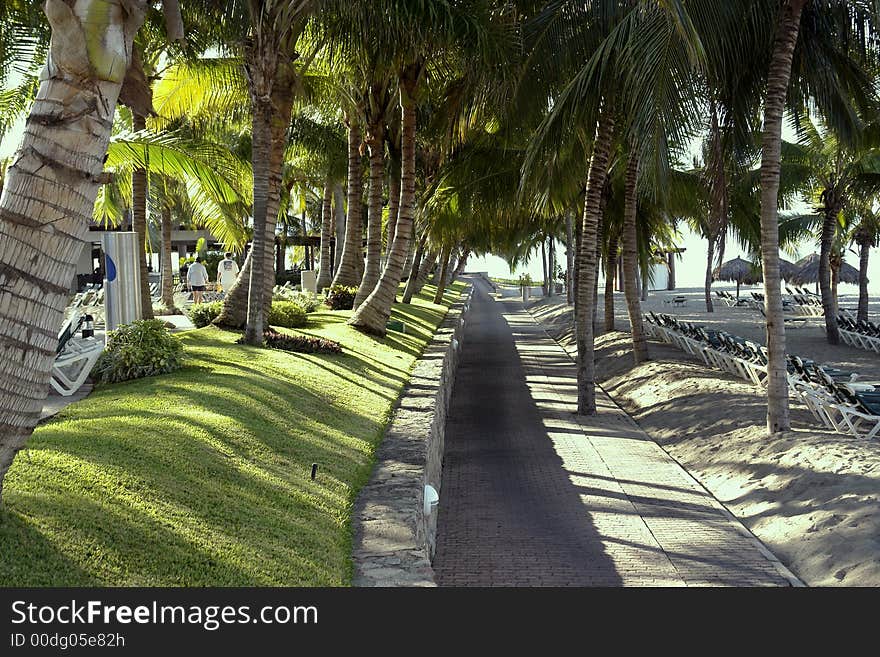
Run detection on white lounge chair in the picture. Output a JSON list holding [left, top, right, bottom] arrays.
[[50, 312, 103, 397]]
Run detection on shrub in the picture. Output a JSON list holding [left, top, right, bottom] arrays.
[[325, 285, 357, 310], [273, 285, 321, 313], [261, 329, 342, 354], [269, 301, 308, 328], [187, 301, 223, 328], [92, 319, 184, 384]]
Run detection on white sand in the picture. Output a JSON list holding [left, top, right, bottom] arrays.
[[529, 285, 880, 587]]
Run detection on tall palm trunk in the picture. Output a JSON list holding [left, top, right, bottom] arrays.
[[704, 101, 727, 313], [0, 0, 146, 499], [622, 150, 648, 363], [541, 238, 549, 296], [242, 50, 295, 344], [316, 180, 333, 292], [402, 231, 428, 303], [332, 118, 364, 287], [759, 0, 806, 433], [705, 237, 716, 313], [215, 247, 253, 328], [566, 211, 574, 305], [604, 236, 617, 332], [333, 182, 345, 275], [349, 66, 420, 335], [819, 193, 841, 344], [160, 205, 176, 311], [354, 122, 385, 309], [451, 250, 470, 281], [432, 245, 452, 305], [132, 112, 154, 319], [413, 248, 437, 296], [857, 238, 871, 323], [386, 141, 401, 258], [576, 104, 615, 415]]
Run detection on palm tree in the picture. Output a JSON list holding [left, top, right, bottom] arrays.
[[851, 210, 879, 322], [791, 117, 880, 344], [345, 0, 518, 335], [0, 0, 154, 499]]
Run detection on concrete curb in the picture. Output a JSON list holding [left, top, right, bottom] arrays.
[[351, 283, 474, 587]]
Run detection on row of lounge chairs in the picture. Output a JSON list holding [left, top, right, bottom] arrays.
[[52, 308, 103, 396], [789, 359, 880, 441], [714, 290, 750, 307], [644, 312, 880, 440], [832, 315, 880, 353], [645, 312, 770, 386], [785, 287, 824, 316]]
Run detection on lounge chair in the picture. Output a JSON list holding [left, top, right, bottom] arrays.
[[51, 311, 103, 397]]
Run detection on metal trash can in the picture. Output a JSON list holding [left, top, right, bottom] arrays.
[[102, 231, 143, 334]]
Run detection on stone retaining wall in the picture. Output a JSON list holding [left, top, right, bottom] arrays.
[[352, 284, 473, 586]]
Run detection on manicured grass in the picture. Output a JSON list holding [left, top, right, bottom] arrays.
[[0, 282, 465, 586]]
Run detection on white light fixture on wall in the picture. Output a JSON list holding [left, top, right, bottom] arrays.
[[424, 485, 439, 516]]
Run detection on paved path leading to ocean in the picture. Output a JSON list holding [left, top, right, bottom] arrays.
[[432, 276, 799, 586]]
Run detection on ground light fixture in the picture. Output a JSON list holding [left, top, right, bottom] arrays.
[[424, 485, 439, 516]]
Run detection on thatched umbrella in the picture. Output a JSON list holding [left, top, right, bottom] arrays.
[[789, 253, 860, 291], [713, 256, 759, 298], [753, 258, 799, 282], [778, 258, 799, 281]]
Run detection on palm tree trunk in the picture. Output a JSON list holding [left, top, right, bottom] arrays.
[[402, 230, 428, 303], [0, 0, 146, 499], [214, 247, 253, 328], [385, 130, 401, 258], [566, 211, 574, 305], [576, 104, 615, 415], [452, 249, 470, 280], [592, 197, 606, 332], [831, 262, 840, 320], [160, 205, 176, 311], [354, 122, 386, 309], [333, 182, 345, 275], [316, 180, 333, 292], [541, 238, 549, 296], [432, 245, 452, 305], [349, 65, 421, 334], [332, 117, 364, 287], [548, 236, 555, 297], [132, 112, 154, 320], [819, 198, 841, 344], [413, 248, 437, 296], [275, 233, 285, 278], [705, 236, 715, 313], [622, 150, 648, 363], [759, 0, 806, 433], [242, 52, 295, 345], [604, 236, 617, 332], [858, 239, 870, 323], [705, 100, 727, 313], [243, 103, 273, 344], [386, 167, 400, 258]]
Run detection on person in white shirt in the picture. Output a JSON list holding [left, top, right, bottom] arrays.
[[187, 256, 210, 304], [217, 252, 240, 295]]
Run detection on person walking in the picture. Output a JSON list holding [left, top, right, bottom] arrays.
[[187, 256, 209, 304], [216, 252, 240, 296]]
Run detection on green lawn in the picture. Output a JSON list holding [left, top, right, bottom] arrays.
[[0, 282, 464, 586]]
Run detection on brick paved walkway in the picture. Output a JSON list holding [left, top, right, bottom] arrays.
[[432, 277, 799, 586]]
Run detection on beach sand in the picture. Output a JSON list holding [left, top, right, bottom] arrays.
[[528, 284, 880, 587]]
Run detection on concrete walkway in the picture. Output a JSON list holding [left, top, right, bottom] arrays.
[[432, 276, 799, 586]]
